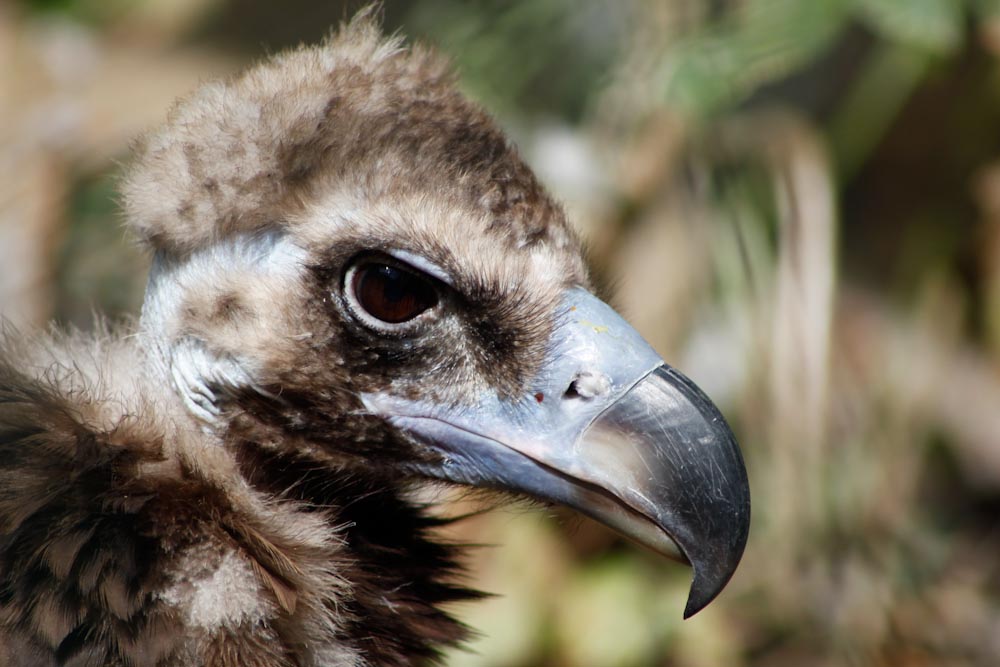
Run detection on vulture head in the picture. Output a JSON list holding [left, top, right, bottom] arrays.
[[0, 13, 748, 666]]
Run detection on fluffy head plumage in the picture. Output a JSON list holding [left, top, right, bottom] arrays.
[[130, 10, 589, 424], [123, 12, 576, 259]]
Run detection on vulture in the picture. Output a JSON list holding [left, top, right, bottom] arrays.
[[0, 14, 750, 667]]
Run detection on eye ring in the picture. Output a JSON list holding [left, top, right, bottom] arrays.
[[343, 257, 441, 332]]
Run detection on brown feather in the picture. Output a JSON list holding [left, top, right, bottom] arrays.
[[1, 7, 590, 666]]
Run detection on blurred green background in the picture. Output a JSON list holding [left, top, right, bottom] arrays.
[[3, 1, 1000, 665]]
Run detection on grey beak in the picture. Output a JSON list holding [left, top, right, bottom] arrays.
[[362, 288, 750, 618], [578, 364, 749, 617]]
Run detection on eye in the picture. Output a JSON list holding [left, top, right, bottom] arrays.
[[346, 261, 439, 327]]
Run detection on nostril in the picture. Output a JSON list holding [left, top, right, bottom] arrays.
[[564, 371, 611, 400]]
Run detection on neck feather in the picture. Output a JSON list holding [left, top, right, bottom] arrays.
[[233, 439, 479, 665]]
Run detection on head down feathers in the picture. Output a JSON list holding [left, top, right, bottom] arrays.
[[0, 13, 592, 667], [123, 16, 577, 261]]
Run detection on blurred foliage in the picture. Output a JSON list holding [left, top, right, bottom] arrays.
[[5, 0, 1000, 666], [53, 171, 146, 325], [400, 0, 626, 121], [18, 0, 138, 26]]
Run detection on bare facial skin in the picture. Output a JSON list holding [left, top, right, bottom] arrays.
[[0, 12, 748, 666]]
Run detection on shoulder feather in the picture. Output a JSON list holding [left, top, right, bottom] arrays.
[[0, 328, 177, 664]]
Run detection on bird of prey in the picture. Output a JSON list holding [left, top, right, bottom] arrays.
[[0, 13, 749, 667]]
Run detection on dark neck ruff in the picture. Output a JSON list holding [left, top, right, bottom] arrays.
[[234, 440, 480, 665]]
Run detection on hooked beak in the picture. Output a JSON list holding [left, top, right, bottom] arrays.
[[362, 288, 750, 618]]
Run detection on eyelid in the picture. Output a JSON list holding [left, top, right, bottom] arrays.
[[385, 250, 454, 287]]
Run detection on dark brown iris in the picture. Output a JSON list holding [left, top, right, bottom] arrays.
[[352, 263, 438, 324]]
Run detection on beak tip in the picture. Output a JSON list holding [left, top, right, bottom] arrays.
[[681, 506, 750, 619], [682, 571, 724, 619], [682, 562, 735, 619]]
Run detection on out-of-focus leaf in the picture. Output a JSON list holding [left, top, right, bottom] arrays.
[[660, 0, 852, 116], [404, 0, 626, 122], [857, 0, 964, 54], [974, 0, 1000, 19], [828, 42, 931, 179]]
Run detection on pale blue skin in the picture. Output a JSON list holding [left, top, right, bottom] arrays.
[[363, 287, 751, 618]]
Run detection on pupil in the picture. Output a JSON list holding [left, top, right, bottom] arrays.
[[378, 266, 407, 304], [353, 261, 438, 325]]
